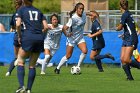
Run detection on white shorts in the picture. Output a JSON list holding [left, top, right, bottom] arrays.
[[44, 44, 57, 56], [66, 38, 86, 47]]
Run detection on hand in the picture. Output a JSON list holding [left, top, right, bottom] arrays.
[[67, 32, 73, 37], [87, 34, 93, 38], [118, 34, 124, 39]]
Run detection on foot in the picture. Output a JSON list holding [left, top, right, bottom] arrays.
[[40, 71, 45, 75], [106, 53, 115, 60], [127, 77, 134, 81], [16, 86, 26, 93], [54, 68, 60, 74], [26, 89, 31, 93], [98, 69, 104, 72], [5, 72, 10, 76]]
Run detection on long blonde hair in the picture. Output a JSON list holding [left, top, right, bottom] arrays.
[[90, 10, 101, 23]]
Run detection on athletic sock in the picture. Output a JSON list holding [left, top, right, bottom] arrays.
[[94, 55, 108, 60], [77, 53, 86, 67], [17, 66, 25, 87], [95, 59, 103, 71], [57, 56, 68, 69], [122, 64, 133, 79], [129, 60, 140, 69], [41, 55, 50, 72], [8, 58, 17, 73], [27, 68, 36, 90]]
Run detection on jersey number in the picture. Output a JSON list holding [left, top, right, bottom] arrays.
[[29, 11, 38, 20]]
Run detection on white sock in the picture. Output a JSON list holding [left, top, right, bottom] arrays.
[[36, 58, 44, 65], [41, 55, 50, 72], [77, 53, 86, 67], [57, 56, 68, 69]]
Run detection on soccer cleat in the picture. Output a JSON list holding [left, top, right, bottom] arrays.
[[40, 71, 45, 75], [26, 89, 31, 93], [106, 53, 115, 60], [16, 86, 26, 93], [127, 77, 134, 81], [54, 68, 60, 74], [5, 72, 11, 76], [98, 69, 104, 72]]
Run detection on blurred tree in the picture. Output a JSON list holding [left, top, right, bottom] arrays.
[[109, 0, 135, 10]]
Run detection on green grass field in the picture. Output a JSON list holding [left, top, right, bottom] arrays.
[[0, 65, 140, 93]]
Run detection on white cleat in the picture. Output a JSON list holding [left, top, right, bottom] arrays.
[[40, 71, 45, 75], [26, 89, 31, 93], [5, 72, 10, 76]]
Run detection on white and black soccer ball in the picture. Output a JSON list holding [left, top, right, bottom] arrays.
[[71, 66, 81, 75]]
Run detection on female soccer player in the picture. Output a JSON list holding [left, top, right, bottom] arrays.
[[38, 14, 66, 75], [87, 10, 115, 72], [5, 0, 23, 76], [54, 2, 87, 74], [116, 0, 138, 80], [15, 0, 48, 93]]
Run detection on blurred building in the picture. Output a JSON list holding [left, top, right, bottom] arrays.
[[61, 0, 108, 12]]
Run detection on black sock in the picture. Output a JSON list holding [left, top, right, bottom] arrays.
[[130, 60, 140, 69], [95, 59, 103, 71], [17, 66, 25, 87], [8, 58, 17, 73], [94, 55, 108, 60], [27, 68, 36, 90], [122, 64, 133, 80]]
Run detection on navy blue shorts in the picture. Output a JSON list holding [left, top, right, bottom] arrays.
[[122, 40, 138, 50], [92, 40, 105, 51], [21, 40, 44, 52], [13, 33, 20, 47]]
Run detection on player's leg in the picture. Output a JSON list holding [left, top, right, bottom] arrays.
[[121, 47, 134, 80], [6, 44, 20, 76], [26, 52, 40, 92], [41, 49, 51, 74], [55, 45, 73, 74], [16, 48, 29, 93], [77, 41, 87, 67]]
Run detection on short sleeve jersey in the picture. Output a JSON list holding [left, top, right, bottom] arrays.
[[91, 19, 104, 42], [17, 6, 45, 40], [120, 10, 137, 41], [66, 12, 86, 43], [44, 24, 63, 49]]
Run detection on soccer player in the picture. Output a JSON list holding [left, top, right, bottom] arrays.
[[38, 14, 66, 75], [54, 2, 87, 74], [87, 10, 115, 72], [15, 0, 48, 93], [5, 0, 23, 76], [116, 0, 138, 80]]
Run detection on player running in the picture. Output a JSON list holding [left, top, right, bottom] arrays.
[[87, 10, 115, 72], [54, 2, 87, 74], [116, 0, 138, 80]]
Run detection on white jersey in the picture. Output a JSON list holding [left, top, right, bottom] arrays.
[[66, 12, 86, 43], [44, 24, 63, 49]]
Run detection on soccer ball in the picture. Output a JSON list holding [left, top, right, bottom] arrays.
[[71, 66, 81, 75]]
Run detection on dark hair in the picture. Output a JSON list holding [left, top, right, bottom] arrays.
[[50, 13, 59, 23], [69, 2, 84, 17], [120, 0, 128, 10]]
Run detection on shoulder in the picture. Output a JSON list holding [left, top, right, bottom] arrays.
[[122, 11, 129, 18], [58, 24, 63, 29]]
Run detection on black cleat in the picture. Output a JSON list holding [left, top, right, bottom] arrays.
[[26, 88, 31, 93], [54, 68, 60, 74], [16, 86, 25, 93], [127, 77, 134, 81], [106, 53, 115, 60], [98, 69, 104, 72]]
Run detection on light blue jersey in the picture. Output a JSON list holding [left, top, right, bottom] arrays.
[[66, 12, 86, 44]]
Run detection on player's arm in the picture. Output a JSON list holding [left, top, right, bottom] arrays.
[[16, 17, 21, 38], [88, 29, 102, 38], [42, 19, 48, 32], [116, 24, 123, 31]]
